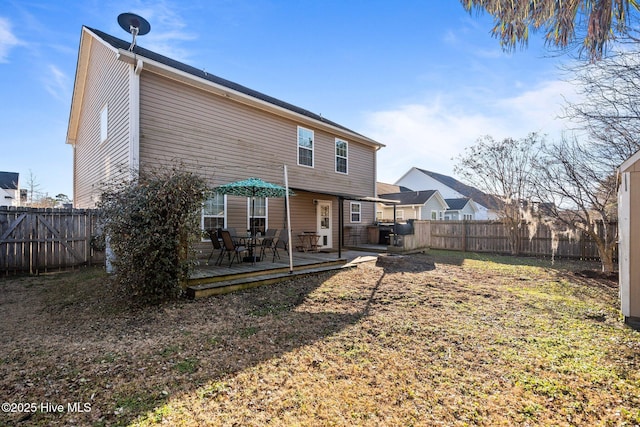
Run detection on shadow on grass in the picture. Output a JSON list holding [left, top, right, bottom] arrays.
[[427, 248, 606, 272], [0, 266, 378, 426]]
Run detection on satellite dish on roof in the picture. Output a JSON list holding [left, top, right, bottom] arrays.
[[117, 12, 150, 51]]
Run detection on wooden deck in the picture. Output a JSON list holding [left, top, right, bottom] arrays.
[[187, 247, 384, 299]]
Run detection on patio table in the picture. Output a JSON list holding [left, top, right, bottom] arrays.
[[296, 232, 320, 252], [238, 234, 263, 263]]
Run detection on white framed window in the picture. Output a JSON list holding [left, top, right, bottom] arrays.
[[396, 210, 404, 221], [247, 197, 268, 235], [335, 139, 348, 174], [376, 211, 383, 221], [100, 104, 108, 143], [297, 126, 314, 167], [202, 193, 226, 238], [463, 213, 473, 220], [350, 202, 361, 223], [431, 210, 437, 220]]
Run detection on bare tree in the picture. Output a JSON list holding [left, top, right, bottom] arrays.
[[454, 133, 543, 254], [547, 46, 640, 273], [562, 49, 640, 166], [461, 0, 640, 60], [530, 136, 618, 273], [24, 169, 42, 206]]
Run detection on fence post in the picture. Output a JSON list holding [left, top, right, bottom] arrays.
[[462, 220, 467, 252]]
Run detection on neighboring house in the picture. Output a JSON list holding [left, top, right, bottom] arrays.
[[618, 150, 640, 328], [376, 182, 411, 195], [0, 172, 19, 207], [444, 198, 478, 220], [66, 26, 385, 251], [377, 190, 448, 222], [394, 167, 501, 220]]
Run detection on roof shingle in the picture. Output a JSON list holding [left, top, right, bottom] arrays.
[[378, 190, 438, 205], [416, 168, 502, 210], [0, 172, 19, 190]]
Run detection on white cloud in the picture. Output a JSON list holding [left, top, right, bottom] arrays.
[[0, 17, 21, 63], [495, 79, 579, 136], [364, 79, 578, 184], [42, 64, 70, 101]]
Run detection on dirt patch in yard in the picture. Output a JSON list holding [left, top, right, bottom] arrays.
[[1, 251, 638, 426]]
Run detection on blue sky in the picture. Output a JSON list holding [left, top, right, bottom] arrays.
[[0, 0, 576, 199]]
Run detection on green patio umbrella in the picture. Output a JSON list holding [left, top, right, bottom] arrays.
[[213, 177, 294, 245], [214, 177, 293, 199]]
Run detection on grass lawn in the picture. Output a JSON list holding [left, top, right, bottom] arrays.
[[1, 250, 639, 426]]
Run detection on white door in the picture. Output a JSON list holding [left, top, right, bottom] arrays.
[[316, 200, 332, 249]]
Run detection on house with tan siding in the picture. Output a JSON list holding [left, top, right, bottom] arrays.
[[66, 26, 384, 252]]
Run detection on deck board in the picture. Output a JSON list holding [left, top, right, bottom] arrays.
[[187, 247, 384, 298]]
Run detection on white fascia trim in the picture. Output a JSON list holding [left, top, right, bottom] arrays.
[[620, 149, 640, 172]]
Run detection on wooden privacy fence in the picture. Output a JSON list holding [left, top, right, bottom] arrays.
[[429, 220, 617, 260], [0, 206, 104, 275]]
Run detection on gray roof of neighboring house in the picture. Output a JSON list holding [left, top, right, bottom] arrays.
[[0, 172, 19, 190], [445, 198, 471, 210], [378, 190, 438, 206], [415, 168, 502, 210], [86, 26, 364, 138]]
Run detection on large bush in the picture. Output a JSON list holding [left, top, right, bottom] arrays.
[[97, 168, 209, 304]]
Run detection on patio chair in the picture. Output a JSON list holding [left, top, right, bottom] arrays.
[[260, 229, 281, 262], [220, 230, 248, 267], [225, 227, 240, 244], [206, 229, 225, 266], [276, 229, 289, 251], [263, 228, 277, 239]]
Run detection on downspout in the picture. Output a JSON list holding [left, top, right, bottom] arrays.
[[129, 59, 143, 178], [338, 196, 343, 258]]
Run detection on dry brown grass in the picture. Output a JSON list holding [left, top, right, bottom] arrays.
[[1, 250, 639, 426]]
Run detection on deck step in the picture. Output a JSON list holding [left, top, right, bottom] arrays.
[[186, 261, 351, 299]]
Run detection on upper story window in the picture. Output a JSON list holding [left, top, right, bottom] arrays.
[[100, 104, 108, 143], [335, 139, 348, 174], [297, 126, 314, 167], [350, 202, 361, 223]]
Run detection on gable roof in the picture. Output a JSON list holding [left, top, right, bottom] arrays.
[[445, 198, 471, 210], [414, 168, 502, 210], [0, 172, 19, 190], [80, 27, 381, 148], [378, 190, 439, 206]]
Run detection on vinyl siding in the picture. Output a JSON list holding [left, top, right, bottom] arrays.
[[138, 72, 377, 248], [379, 205, 419, 221], [396, 170, 463, 199], [421, 198, 446, 220], [138, 73, 376, 194], [73, 38, 131, 207]]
